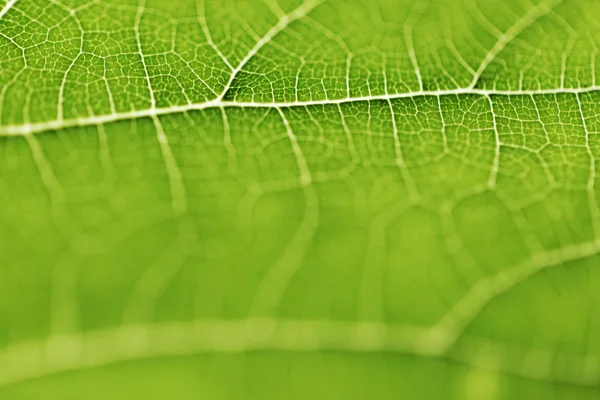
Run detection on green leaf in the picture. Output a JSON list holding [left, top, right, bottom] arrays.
[[1, 0, 599, 398]]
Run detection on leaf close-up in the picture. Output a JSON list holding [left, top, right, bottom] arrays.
[[1, 0, 600, 398]]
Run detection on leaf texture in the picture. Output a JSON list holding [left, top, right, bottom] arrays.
[[1, 0, 600, 398]]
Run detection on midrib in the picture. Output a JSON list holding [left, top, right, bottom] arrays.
[[1, 85, 598, 136]]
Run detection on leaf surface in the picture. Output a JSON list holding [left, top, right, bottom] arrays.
[[1, 0, 600, 398]]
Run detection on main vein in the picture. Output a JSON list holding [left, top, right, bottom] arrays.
[[0, 0, 18, 20], [1, 86, 598, 136]]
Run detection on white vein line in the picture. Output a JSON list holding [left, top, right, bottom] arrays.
[[387, 98, 420, 203], [2, 86, 600, 136], [196, 0, 233, 71], [403, 1, 428, 92], [25, 134, 65, 206], [551, 10, 577, 90], [468, 0, 563, 89], [217, 0, 323, 101], [102, 59, 117, 115], [250, 108, 318, 316], [152, 115, 187, 216], [0, 319, 420, 389], [445, 25, 476, 77], [0, 0, 17, 20], [345, 53, 353, 98], [0, 317, 598, 390], [486, 94, 500, 188], [220, 106, 237, 174], [134, 0, 156, 109], [575, 92, 600, 237], [56, 5, 84, 122], [426, 235, 600, 354]]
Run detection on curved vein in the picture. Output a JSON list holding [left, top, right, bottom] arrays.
[[217, 0, 325, 100], [0, 316, 597, 390], [468, 0, 563, 89]]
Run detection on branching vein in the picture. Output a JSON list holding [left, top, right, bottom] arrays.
[[217, 0, 324, 100]]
